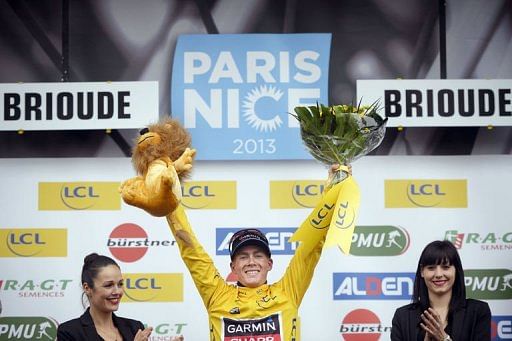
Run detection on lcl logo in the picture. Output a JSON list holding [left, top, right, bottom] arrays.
[[408, 184, 446, 196], [182, 185, 215, 197], [61, 186, 100, 198], [125, 277, 162, 290], [9, 232, 45, 245], [294, 184, 325, 196]]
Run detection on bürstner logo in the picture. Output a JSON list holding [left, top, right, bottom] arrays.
[[445, 229, 512, 251], [464, 269, 512, 300], [492, 316, 512, 340], [38, 182, 120, 210], [339, 309, 390, 341], [349, 225, 410, 256], [333, 273, 415, 300], [384, 180, 467, 208], [0, 317, 58, 340], [216, 227, 298, 256], [171, 34, 331, 160], [107, 223, 175, 263]]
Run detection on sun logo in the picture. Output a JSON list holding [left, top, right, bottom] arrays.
[[242, 85, 284, 132]]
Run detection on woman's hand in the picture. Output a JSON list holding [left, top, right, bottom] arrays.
[[420, 308, 448, 341], [134, 327, 153, 341]]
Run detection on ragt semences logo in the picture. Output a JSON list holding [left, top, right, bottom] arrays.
[[445, 229, 512, 251], [171, 34, 331, 160]]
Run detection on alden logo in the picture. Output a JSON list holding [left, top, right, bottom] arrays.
[[121, 273, 183, 302], [38, 182, 120, 210], [464, 269, 512, 300], [0, 316, 58, 340], [270, 180, 324, 208], [0, 229, 67, 257], [333, 273, 415, 300], [385, 180, 467, 208], [216, 227, 298, 256], [350, 225, 410, 256], [492, 316, 512, 340], [181, 181, 237, 209]]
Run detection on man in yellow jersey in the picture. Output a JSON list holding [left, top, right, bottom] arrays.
[[166, 167, 343, 341]]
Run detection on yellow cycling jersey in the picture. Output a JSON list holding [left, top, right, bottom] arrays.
[[167, 207, 328, 341]]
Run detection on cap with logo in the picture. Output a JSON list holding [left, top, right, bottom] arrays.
[[229, 229, 271, 260]]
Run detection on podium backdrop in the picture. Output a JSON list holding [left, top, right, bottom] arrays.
[[1, 155, 510, 340]]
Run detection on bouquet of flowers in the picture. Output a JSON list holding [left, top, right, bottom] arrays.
[[290, 101, 387, 254], [291, 101, 387, 183]]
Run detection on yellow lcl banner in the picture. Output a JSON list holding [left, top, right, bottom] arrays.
[[39, 182, 121, 210], [121, 273, 183, 302], [290, 168, 360, 254], [0, 228, 67, 257]]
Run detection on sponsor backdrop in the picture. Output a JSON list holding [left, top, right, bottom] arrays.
[[0, 156, 510, 340]]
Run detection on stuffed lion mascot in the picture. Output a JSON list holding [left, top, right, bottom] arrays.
[[119, 118, 195, 217]]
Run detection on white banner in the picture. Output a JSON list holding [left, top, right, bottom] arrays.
[[0, 156, 510, 340], [0, 81, 159, 131], [357, 79, 512, 127]]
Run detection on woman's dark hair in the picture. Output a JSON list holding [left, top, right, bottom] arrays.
[[81, 253, 120, 289], [412, 240, 466, 313]]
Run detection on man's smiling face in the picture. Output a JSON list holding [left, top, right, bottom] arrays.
[[230, 245, 273, 288]]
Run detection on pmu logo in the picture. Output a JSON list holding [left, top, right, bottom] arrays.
[[492, 316, 512, 340], [270, 180, 325, 208], [0, 279, 73, 298], [0, 316, 58, 340], [171, 34, 331, 160], [445, 229, 512, 251], [38, 182, 120, 210], [0, 229, 67, 257], [122, 273, 183, 302], [339, 309, 391, 341], [181, 181, 237, 209], [333, 273, 415, 300], [216, 227, 298, 256], [384, 179, 467, 208], [349, 225, 410, 256], [107, 223, 175, 263], [464, 269, 512, 300]]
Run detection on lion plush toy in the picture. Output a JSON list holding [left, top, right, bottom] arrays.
[[120, 118, 195, 217]]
